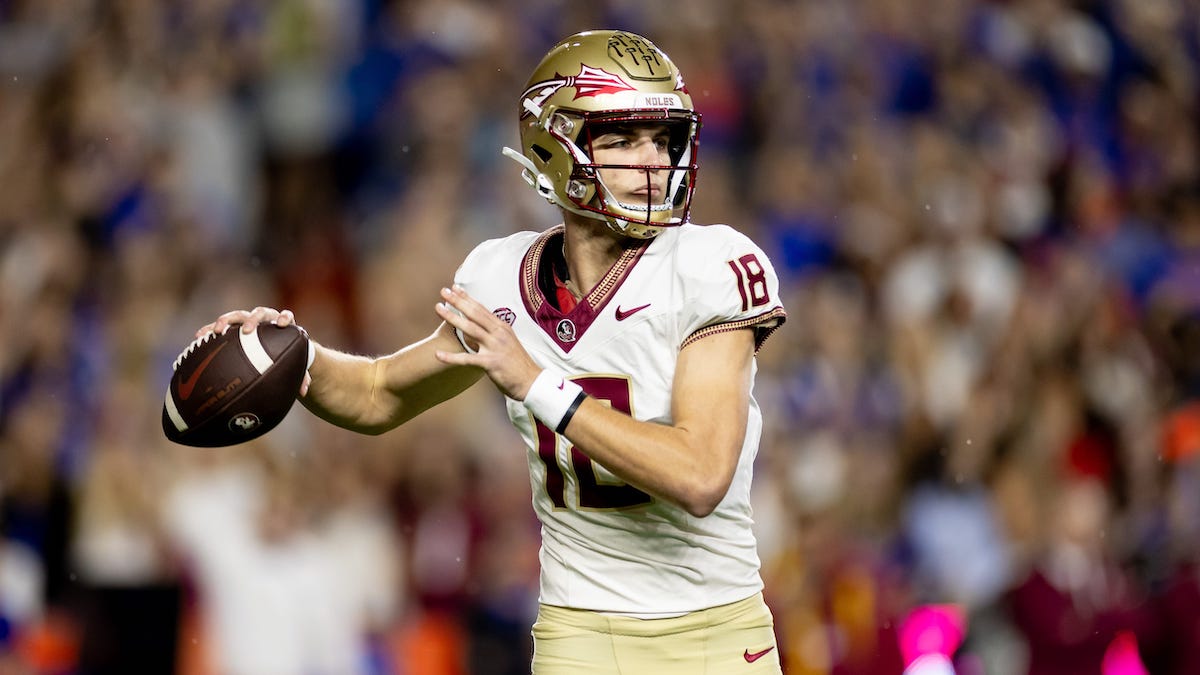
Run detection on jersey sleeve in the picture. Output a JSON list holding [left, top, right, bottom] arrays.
[[678, 225, 787, 353], [449, 237, 510, 353], [451, 238, 496, 291]]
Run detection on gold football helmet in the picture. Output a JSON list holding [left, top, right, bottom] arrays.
[[503, 30, 701, 239]]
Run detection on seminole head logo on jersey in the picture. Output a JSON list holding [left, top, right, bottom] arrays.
[[556, 319, 577, 343]]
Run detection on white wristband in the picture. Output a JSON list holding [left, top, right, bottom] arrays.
[[523, 369, 586, 434]]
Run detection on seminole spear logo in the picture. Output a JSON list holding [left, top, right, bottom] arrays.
[[519, 65, 636, 119]]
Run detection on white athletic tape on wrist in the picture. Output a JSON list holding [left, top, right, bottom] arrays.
[[524, 369, 586, 434]]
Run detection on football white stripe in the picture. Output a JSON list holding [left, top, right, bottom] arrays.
[[164, 390, 188, 432], [240, 329, 275, 374]]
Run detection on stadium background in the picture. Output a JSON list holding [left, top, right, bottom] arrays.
[[1, 0, 1199, 673]]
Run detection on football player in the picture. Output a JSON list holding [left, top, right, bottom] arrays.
[[205, 30, 787, 674]]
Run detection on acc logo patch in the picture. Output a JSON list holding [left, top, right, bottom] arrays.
[[493, 307, 517, 325]]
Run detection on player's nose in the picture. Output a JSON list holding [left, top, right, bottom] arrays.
[[633, 138, 663, 168]]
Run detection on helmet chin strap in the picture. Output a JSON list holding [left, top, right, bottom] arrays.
[[593, 180, 665, 239]]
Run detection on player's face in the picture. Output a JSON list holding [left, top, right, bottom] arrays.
[[589, 123, 672, 208]]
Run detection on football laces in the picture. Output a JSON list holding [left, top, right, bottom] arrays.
[[173, 330, 219, 371]]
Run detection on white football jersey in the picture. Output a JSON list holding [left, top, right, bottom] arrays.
[[453, 223, 787, 616]]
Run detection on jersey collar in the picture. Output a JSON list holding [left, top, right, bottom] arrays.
[[519, 225, 650, 352]]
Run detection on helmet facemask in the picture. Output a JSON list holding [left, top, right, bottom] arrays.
[[555, 110, 700, 239]]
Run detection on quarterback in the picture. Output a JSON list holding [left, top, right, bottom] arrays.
[[205, 30, 787, 674]]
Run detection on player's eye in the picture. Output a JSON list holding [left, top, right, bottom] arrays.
[[607, 137, 632, 148]]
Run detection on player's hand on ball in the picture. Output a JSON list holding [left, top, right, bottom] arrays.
[[164, 316, 311, 446], [200, 306, 297, 337], [435, 286, 541, 400], [197, 307, 313, 396]]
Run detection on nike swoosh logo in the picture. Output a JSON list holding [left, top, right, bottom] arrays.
[[743, 647, 775, 663], [179, 342, 227, 401], [614, 303, 651, 321]]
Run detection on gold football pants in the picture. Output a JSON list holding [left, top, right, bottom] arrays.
[[532, 592, 782, 675]]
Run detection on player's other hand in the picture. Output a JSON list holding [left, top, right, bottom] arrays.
[[435, 286, 542, 400], [197, 307, 312, 395]]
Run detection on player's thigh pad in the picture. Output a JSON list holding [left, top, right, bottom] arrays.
[[531, 593, 781, 675]]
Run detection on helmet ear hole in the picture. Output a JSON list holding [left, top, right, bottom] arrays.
[[532, 144, 553, 163]]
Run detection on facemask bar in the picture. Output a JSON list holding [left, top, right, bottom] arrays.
[[554, 109, 700, 230], [502, 106, 701, 237], [588, 163, 687, 223]]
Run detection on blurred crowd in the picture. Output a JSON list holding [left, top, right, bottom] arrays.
[[1, 0, 1198, 674]]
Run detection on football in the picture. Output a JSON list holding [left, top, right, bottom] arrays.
[[162, 323, 310, 447]]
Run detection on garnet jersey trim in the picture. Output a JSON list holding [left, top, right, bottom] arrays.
[[518, 226, 651, 352], [682, 308, 788, 353]]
